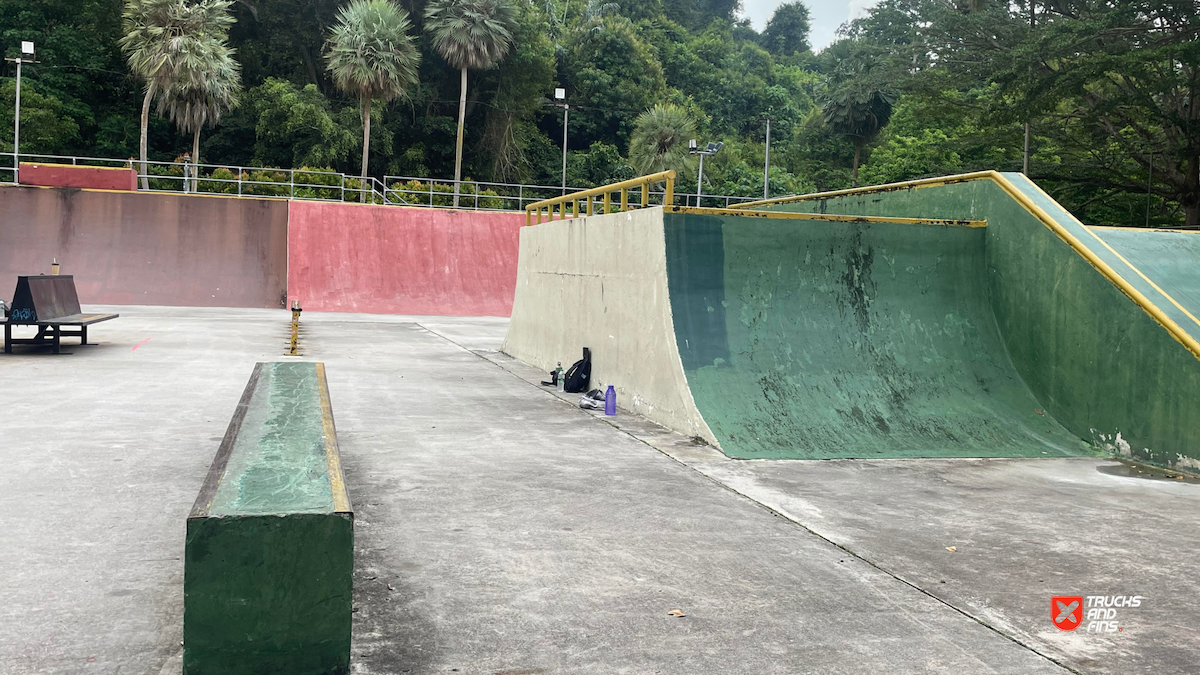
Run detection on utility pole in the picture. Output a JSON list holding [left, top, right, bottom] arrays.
[[555, 88, 568, 195], [763, 118, 771, 200], [688, 139, 723, 207], [6, 41, 35, 184], [1024, 3, 1035, 175]]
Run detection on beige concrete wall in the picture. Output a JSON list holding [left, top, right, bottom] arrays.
[[502, 208, 718, 445]]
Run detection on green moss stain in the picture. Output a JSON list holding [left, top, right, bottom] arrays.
[[666, 212, 1090, 459], [208, 362, 334, 516]]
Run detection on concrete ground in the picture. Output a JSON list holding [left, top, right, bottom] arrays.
[[1, 306, 1197, 675]]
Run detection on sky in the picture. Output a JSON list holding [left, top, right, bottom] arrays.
[[739, 0, 881, 51]]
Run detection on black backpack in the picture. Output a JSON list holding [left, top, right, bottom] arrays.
[[563, 348, 591, 393]]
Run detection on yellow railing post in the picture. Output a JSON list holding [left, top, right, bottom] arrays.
[[525, 170, 676, 225]]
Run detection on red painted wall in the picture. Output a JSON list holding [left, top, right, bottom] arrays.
[[0, 186, 289, 308], [288, 201, 523, 316], [20, 162, 138, 191]]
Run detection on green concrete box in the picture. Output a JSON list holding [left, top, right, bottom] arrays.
[[184, 362, 353, 675]]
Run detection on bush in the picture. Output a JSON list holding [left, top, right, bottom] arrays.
[[387, 179, 509, 210], [293, 167, 345, 200], [197, 167, 240, 194]]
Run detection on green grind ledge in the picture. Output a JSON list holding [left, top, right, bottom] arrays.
[[184, 361, 353, 675]]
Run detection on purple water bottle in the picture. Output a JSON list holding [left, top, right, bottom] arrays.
[[604, 385, 616, 416]]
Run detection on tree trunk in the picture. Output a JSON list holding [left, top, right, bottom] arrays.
[[852, 141, 861, 188], [139, 87, 153, 190], [361, 98, 371, 203], [1023, 122, 1031, 175], [192, 127, 201, 193], [453, 66, 467, 208]]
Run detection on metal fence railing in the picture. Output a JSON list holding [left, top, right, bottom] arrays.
[[0, 152, 773, 211], [525, 170, 677, 225]]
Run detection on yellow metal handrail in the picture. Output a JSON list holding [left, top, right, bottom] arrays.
[[525, 170, 675, 226]]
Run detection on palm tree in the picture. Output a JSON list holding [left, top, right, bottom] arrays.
[[325, 0, 420, 201], [425, 0, 516, 207], [629, 103, 695, 176], [158, 45, 241, 191], [822, 85, 896, 187], [120, 0, 236, 189], [820, 51, 897, 187]]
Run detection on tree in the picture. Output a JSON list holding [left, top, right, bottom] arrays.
[[820, 41, 898, 186], [563, 15, 666, 151], [761, 1, 811, 58], [628, 103, 695, 176], [245, 78, 359, 168], [158, 40, 241, 189], [476, 0, 556, 183], [424, 0, 516, 206], [120, 0, 236, 188], [822, 85, 896, 187], [325, 0, 420, 200], [0, 81, 82, 154], [968, 2, 1200, 226]]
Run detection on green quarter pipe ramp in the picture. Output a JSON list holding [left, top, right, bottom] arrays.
[[504, 173, 1200, 471]]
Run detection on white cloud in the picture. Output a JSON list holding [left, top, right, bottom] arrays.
[[738, 0, 883, 51]]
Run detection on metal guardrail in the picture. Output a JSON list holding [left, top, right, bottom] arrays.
[[0, 153, 767, 211], [525, 170, 677, 226]]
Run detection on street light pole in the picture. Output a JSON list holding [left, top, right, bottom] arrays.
[[688, 139, 723, 208], [7, 41, 35, 184], [555, 88, 568, 195], [763, 118, 771, 200]]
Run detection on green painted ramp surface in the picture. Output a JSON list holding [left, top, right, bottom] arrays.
[[1087, 227, 1200, 344], [665, 211, 1089, 459], [752, 173, 1200, 471]]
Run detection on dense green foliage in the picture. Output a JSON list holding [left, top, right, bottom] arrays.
[[325, 0, 420, 183], [1, 0, 1195, 225]]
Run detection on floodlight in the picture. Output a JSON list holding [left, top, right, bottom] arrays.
[[20, 41, 33, 56], [554, 88, 565, 100], [689, 139, 697, 150]]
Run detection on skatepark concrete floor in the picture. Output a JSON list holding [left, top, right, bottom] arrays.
[[1, 306, 1197, 675]]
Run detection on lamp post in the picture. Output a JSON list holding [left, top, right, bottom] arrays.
[[763, 117, 771, 200], [555, 88, 568, 195], [6, 41, 35, 184], [688, 139, 723, 207]]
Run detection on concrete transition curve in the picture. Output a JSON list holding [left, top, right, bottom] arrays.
[[0, 185, 524, 316], [287, 201, 523, 316], [504, 173, 1200, 471], [0, 185, 288, 308]]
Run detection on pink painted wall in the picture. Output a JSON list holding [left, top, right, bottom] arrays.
[[287, 201, 524, 316], [20, 162, 138, 191], [0, 186, 289, 308]]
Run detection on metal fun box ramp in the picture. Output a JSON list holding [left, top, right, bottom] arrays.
[[504, 172, 1200, 471]]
